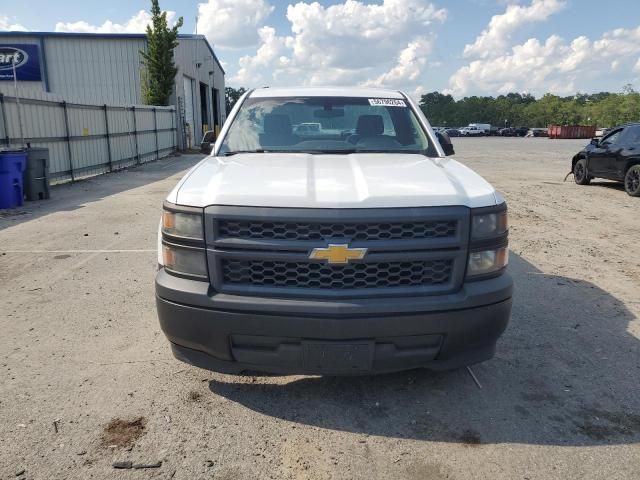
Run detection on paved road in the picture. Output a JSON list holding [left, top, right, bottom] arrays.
[[1, 141, 639, 479]]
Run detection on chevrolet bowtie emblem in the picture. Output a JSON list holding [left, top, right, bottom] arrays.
[[309, 244, 368, 265]]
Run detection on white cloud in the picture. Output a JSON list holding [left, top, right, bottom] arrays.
[[232, 26, 289, 84], [0, 15, 28, 31], [445, 26, 640, 97], [55, 10, 177, 34], [286, 0, 445, 77], [229, 0, 446, 92], [593, 26, 640, 58], [196, 0, 274, 49], [363, 36, 433, 88], [463, 0, 565, 58]]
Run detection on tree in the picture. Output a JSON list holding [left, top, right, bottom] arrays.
[[225, 87, 247, 115], [140, 0, 184, 106], [419, 92, 455, 125], [417, 86, 640, 128]]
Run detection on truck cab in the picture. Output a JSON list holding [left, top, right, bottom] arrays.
[[155, 87, 513, 375]]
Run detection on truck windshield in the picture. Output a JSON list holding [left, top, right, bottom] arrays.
[[219, 96, 436, 156]]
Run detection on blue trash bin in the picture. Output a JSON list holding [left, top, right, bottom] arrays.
[[0, 150, 27, 209]]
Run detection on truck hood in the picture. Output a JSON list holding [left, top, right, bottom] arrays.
[[169, 153, 498, 209]]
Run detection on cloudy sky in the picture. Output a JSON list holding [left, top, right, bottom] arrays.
[[3, 0, 640, 98]]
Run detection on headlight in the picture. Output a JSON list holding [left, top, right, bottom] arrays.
[[467, 247, 508, 278], [162, 243, 208, 279], [471, 210, 508, 239], [162, 210, 204, 241], [160, 203, 207, 280]]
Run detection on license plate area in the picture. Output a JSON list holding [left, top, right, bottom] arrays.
[[302, 340, 374, 373]]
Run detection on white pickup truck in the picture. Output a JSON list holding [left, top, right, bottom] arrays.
[[156, 87, 512, 375], [460, 124, 491, 136]]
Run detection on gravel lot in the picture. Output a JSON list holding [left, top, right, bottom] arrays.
[[1, 138, 639, 480]]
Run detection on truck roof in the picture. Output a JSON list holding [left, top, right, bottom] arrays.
[[249, 86, 405, 99]]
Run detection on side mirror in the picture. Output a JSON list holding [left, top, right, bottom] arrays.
[[590, 138, 599, 146], [436, 131, 455, 156], [200, 130, 216, 154]]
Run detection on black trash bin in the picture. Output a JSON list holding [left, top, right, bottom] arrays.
[[23, 147, 50, 201]]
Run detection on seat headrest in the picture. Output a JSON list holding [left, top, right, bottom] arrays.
[[356, 115, 384, 136], [263, 114, 292, 135]]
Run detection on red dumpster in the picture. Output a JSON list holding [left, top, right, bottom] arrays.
[[548, 125, 596, 139]]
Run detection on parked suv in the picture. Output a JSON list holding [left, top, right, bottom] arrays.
[[156, 87, 513, 375], [572, 123, 640, 196]]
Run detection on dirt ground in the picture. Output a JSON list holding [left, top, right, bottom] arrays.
[[1, 138, 639, 480]]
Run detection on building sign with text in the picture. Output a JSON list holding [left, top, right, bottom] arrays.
[[0, 44, 42, 81]]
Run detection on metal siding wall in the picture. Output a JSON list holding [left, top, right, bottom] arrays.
[[67, 104, 109, 177], [45, 37, 146, 104], [156, 109, 176, 153], [2, 34, 222, 152], [108, 107, 138, 170], [135, 108, 156, 162], [0, 90, 177, 183], [0, 91, 70, 176]]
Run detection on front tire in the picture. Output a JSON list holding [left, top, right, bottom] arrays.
[[625, 165, 640, 196], [574, 158, 590, 185]]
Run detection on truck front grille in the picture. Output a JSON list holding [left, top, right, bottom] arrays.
[[218, 219, 457, 241], [221, 259, 453, 290], [206, 206, 469, 298]]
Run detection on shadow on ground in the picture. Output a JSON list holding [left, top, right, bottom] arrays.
[[209, 253, 640, 447], [588, 180, 626, 193], [0, 154, 204, 231]]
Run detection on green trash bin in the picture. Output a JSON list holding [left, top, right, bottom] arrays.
[[23, 147, 50, 201]]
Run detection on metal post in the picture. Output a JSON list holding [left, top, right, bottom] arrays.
[[11, 59, 26, 148], [153, 107, 159, 160], [171, 108, 176, 153], [132, 106, 140, 164], [0, 94, 9, 146], [104, 104, 113, 172], [62, 101, 75, 182]]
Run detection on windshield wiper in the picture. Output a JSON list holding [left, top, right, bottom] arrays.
[[355, 149, 424, 154], [223, 148, 427, 156], [223, 149, 266, 156]]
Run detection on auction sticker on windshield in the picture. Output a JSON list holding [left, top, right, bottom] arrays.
[[368, 98, 406, 107]]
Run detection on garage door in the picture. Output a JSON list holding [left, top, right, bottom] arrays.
[[183, 77, 195, 148]]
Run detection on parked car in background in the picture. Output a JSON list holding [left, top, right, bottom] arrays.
[[489, 126, 500, 136], [460, 126, 485, 136], [572, 123, 640, 196], [445, 128, 461, 137], [526, 128, 548, 137], [514, 127, 529, 137], [595, 127, 611, 137], [499, 127, 516, 136], [469, 123, 491, 134], [294, 123, 322, 135]]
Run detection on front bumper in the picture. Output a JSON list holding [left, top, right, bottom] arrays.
[[155, 268, 513, 375]]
